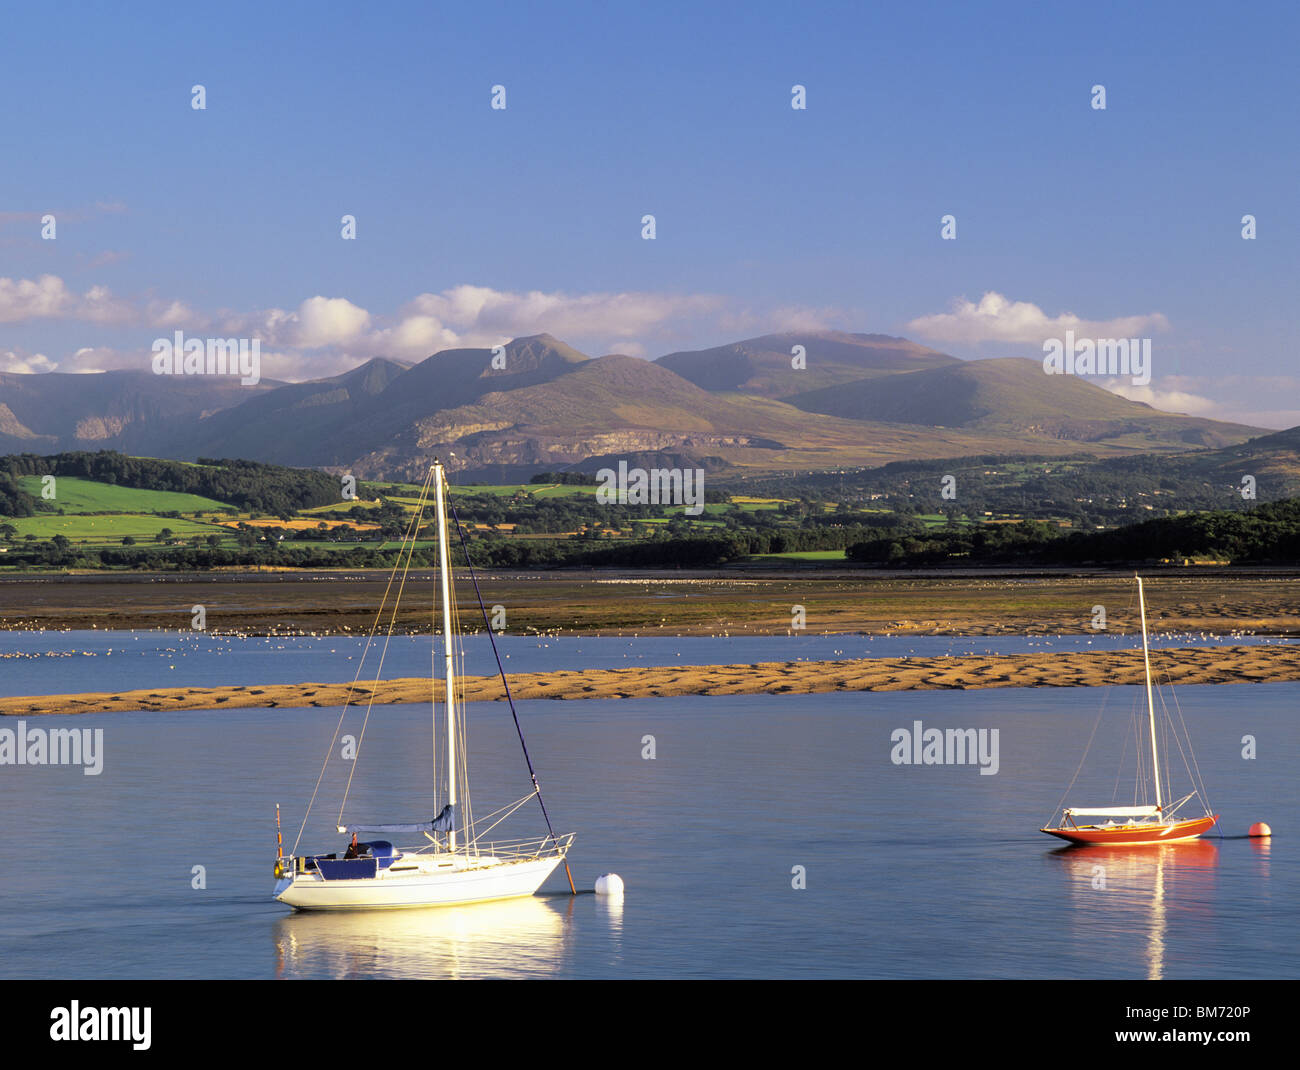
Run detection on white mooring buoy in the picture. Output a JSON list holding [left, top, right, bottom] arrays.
[[594, 873, 625, 897]]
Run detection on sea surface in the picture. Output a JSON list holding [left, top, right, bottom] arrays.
[[0, 631, 1294, 979]]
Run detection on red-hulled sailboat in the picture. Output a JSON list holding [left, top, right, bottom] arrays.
[[1041, 576, 1219, 847]]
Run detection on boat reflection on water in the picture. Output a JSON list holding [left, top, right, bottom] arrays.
[[273, 893, 575, 979], [595, 889, 624, 962], [1050, 841, 1219, 980]]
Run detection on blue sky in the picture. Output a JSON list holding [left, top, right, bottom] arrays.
[[2, 1, 1297, 425]]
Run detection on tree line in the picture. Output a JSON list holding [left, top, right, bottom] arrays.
[[0, 452, 342, 516], [846, 499, 1300, 566]]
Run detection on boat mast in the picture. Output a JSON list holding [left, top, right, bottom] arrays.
[[1136, 575, 1163, 812], [434, 461, 458, 850]]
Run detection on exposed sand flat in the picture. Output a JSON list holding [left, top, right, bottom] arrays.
[[2, 644, 1298, 717]]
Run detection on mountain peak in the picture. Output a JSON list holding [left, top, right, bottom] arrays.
[[501, 334, 589, 367], [655, 332, 958, 397], [332, 356, 412, 396]]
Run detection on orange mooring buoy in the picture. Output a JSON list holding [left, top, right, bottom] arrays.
[[1249, 822, 1272, 837]]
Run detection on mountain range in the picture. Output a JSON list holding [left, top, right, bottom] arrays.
[[0, 331, 1272, 481]]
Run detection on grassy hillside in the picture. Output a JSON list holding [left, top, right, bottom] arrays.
[[17, 476, 230, 514], [788, 357, 1260, 449]]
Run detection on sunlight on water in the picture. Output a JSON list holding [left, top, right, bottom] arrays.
[[271, 896, 579, 979]]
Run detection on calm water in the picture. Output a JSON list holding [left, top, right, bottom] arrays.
[[0, 633, 1294, 978]]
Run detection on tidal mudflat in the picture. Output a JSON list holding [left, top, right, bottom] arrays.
[[2, 570, 1298, 637]]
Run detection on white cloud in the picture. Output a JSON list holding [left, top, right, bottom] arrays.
[[1102, 380, 1219, 415], [0, 349, 58, 374], [0, 274, 159, 326], [293, 296, 371, 348], [238, 348, 303, 383], [907, 291, 1169, 345], [1102, 373, 1300, 430], [0, 274, 71, 322], [375, 286, 843, 360], [146, 299, 193, 328], [0, 277, 836, 363], [354, 286, 740, 359], [61, 346, 138, 373], [76, 284, 137, 325], [402, 285, 724, 342], [1, 281, 840, 380], [367, 314, 462, 359], [210, 296, 371, 351]]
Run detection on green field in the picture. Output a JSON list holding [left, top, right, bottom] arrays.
[[18, 476, 231, 514], [451, 483, 597, 499], [356, 482, 784, 514], [750, 550, 848, 561], [299, 500, 382, 515], [915, 512, 977, 529], [286, 539, 443, 551], [4, 514, 228, 544]]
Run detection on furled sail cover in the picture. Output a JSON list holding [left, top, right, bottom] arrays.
[[341, 803, 455, 835], [1064, 806, 1161, 817]]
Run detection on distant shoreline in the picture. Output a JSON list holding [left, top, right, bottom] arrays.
[[3, 645, 1298, 717], [1, 569, 1297, 638]]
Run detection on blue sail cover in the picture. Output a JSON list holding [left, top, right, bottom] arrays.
[[342, 803, 455, 836]]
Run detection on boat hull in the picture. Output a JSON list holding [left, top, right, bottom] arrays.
[[1040, 814, 1218, 846], [274, 855, 564, 911]]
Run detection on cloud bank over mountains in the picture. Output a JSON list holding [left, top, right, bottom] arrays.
[[0, 277, 838, 377], [905, 291, 1170, 345], [4, 278, 1290, 428]]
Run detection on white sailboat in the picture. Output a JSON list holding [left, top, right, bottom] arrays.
[[273, 460, 575, 910]]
